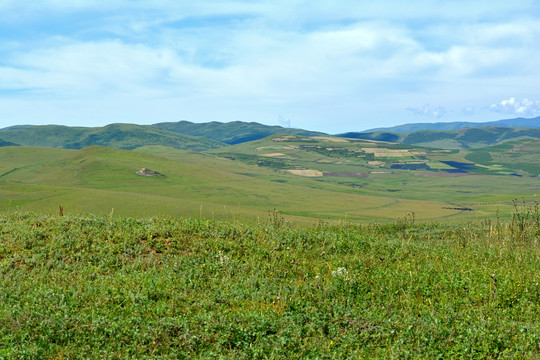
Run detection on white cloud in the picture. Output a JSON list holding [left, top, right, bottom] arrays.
[[1, 41, 181, 96], [406, 104, 447, 118], [490, 97, 540, 117]]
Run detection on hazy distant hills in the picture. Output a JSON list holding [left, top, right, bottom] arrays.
[[1, 116, 540, 151], [153, 120, 326, 144], [364, 116, 540, 132], [0, 139, 19, 147], [341, 126, 540, 149], [0, 123, 225, 151]]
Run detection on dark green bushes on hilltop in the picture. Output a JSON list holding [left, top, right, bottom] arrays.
[[402, 130, 455, 144], [340, 127, 540, 149], [0, 124, 225, 151], [0, 138, 20, 147], [153, 120, 326, 145], [0, 211, 539, 358]]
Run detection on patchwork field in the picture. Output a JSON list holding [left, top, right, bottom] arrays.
[[0, 133, 539, 224], [208, 135, 540, 222]]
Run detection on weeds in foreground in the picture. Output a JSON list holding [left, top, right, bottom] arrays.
[[0, 210, 538, 359], [512, 197, 540, 241], [268, 208, 287, 229]]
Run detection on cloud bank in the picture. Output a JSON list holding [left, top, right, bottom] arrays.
[[0, 0, 539, 132], [490, 98, 540, 117]]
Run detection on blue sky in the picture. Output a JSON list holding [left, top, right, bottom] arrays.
[[1, 0, 539, 133]]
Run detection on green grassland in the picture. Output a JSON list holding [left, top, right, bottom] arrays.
[[1, 126, 539, 358], [1, 211, 539, 358], [465, 139, 540, 175], [1, 132, 539, 223], [0, 145, 461, 224]]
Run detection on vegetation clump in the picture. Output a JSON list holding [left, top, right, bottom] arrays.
[[0, 210, 539, 358]]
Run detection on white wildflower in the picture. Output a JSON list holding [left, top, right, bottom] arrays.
[[331, 267, 349, 279]]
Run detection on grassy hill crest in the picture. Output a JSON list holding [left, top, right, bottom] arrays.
[[363, 115, 540, 132], [153, 120, 327, 145], [0, 123, 225, 151], [341, 126, 540, 149]]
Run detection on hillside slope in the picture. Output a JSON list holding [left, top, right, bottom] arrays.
[[0, 139, 19, 147], [0, 123, 225, 151], [341, 126, 540, 149], [153, 120, 327, 144], [364, 116, 540, 132], [0, 145, 476, 223]]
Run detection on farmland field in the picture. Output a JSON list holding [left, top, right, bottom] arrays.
[[1, 135, 539, 224]]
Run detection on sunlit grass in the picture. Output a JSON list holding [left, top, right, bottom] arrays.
[[0, 209, 538, 358]]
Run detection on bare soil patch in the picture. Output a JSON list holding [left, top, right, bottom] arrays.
[[287, 169, 324, 177], [311, 136, 350, 143], [323, 172, 369, 177], [361, 148, 411, 157]]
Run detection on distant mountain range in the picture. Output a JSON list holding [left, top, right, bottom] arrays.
[[0, 123, 225, 151], [1, 116, 540, 151], [154, 120, 325, 144], [340, 126, 540, 149], [0, 121, 324, 151], [363, 116, 540, 132]]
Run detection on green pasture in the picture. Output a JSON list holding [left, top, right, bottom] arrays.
[[0, 146, 460, 224], [0, 212, 539, 358], [1, 140, 538, 224]]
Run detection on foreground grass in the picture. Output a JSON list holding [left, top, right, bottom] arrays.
[[0, 212, 539, 359]]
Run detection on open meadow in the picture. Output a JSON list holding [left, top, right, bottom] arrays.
[[1, 137, 539, 224], [0, 207, 539, 358], [1, 135, 539, 358]]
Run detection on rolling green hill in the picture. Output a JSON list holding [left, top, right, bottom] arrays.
[[2, 142, 533, 224], [341, 126, 540, 149], [153, 120, 327, 144], [0, 123, 225, 151], [364, 115, 540, 132], [465, 139, 540, 175], [0, 139, 19, 147], [208, 133, 540, 177], [4, 120, 538, 151], [0, 128, 538, 223]]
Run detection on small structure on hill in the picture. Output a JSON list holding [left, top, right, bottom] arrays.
[[136, 168, 161, 177]]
